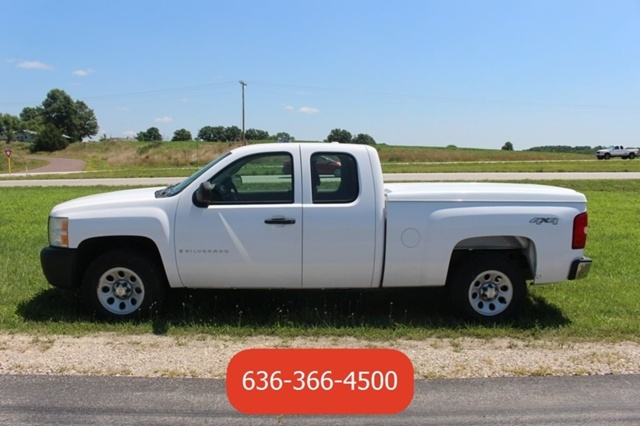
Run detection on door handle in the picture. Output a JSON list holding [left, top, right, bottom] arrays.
[[265, 217, 296, 225]]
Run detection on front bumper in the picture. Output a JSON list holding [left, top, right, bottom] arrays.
[[40, 246, 79, 290], [568, 257, 592, 280]]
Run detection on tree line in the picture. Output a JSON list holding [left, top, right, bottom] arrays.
[[136, 126, 294, 143], [138, 126, 377, 145], [2, 88, 378, 152]]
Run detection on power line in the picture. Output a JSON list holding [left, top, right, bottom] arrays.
[[0, 82, 238, 107], [248, 81, 640, 112], [2, 79, 640, 112]]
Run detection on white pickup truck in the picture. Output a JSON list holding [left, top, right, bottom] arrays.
[[40, 143, 592, 322], [596, 145, 639, 160]]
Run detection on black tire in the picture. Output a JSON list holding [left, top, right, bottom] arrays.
[[629, 153, 636, 160], [448, 253, 526, 322], [604, 153, 611, 160], [82, 250, 166, 320]]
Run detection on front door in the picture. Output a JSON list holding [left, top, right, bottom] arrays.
[[174, 151, 303, 288]]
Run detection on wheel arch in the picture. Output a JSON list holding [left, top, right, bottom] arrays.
[[447, 235, 536, 283], [76, 236, 167, 287]]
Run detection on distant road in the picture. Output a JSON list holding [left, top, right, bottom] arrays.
[[387, 172, 640, 181], [25, 156, 87, 174], [1, 172, 640, 187]]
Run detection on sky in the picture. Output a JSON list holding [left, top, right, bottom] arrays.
[[1, 0, 639, 149]]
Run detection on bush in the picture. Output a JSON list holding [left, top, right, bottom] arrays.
[[30, 125, 69, 153]]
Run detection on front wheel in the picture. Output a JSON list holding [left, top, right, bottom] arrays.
[[82, 250, 166, 320], [449, 253, 526, 322]]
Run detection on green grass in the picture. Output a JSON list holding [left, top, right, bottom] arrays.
[[0, 180, 639, 341]]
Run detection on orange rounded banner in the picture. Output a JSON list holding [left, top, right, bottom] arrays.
[[226, 348, 414, 415]]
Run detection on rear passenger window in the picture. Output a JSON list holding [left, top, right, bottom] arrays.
[[310, 153, 359, 204]]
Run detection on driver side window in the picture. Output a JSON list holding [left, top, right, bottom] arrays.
[[208, 153, 294, 204]]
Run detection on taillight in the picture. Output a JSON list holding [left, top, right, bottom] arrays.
[[572, 212, 588, 249]]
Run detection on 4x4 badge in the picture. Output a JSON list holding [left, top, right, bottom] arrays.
[[530, 217, 559, 225]]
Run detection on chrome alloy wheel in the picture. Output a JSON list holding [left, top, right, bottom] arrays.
[[467, 270, 513, 316], [96, 267, 146, 315]]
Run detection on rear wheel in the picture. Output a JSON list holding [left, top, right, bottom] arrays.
[[629, 153, 636, 160], [449, 253, 526, 322], [82, 250, 166, 320]]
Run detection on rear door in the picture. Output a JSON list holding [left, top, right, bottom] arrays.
[[300, 145, 380, 288]]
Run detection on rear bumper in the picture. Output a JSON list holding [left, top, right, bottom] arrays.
[[40, 246, 79, 290], [568, 257, 592, 280]]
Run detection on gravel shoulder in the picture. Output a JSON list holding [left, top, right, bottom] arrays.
[[1, 333, 638, 379]]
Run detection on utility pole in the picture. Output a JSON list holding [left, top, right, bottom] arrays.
[[239, 80, 247, 145]]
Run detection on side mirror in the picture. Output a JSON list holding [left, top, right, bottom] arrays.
[[193, 181, 213, 207]]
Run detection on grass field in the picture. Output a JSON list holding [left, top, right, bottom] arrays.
[[0, 180, 638, 341], [3, 140, 640, 177]]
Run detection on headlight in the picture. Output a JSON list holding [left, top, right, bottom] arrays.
[[49, 217, 69, 248]]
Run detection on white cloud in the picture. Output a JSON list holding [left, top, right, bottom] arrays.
[[72, 68, 94, 77], [16, 61, 53, 70], [299, 106, 319, 114], [284, 105, 294, 111], [122, 130, 137, 137], [154, 116, 174, 123]]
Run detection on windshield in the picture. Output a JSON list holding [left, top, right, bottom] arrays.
[[156, 151, 232, 198]]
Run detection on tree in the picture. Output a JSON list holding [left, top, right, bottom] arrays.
[[327, 128, 352, 143], [136, 127, 163, 142], [352, 133, 376, 145], [502, 141, 514, 151], [30, 124, 68, 152], [38, 89, 98, 141], [197, 125, 226, 142], [224, 125, 241, 141], [246, 128, 269, 140], [18, 107, 44, 132], [19, 107, 41, 123], [272, 132, 294, 142], [171, 128, 192, 141], [73, 100, 99, 142], [0, 113, 20, 142]]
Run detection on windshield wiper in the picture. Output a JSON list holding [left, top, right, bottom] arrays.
[[155, 184, 177, 198]]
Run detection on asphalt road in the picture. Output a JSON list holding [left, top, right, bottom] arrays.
[[25, 156, 88, 174], [1, 374, 639, 425]]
